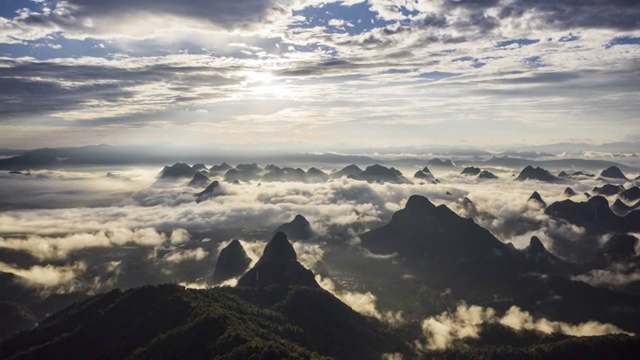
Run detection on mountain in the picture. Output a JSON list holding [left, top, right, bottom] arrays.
[[209, 162, 232, 173], [589, 234, 639, 270], [359, 195, 518, 275], [261, 166, 306, 182], [306, 167, 329, 182], [351, 164, 409, 184], [330, 164, 363, 179], [0, 283, 409, 359], [158, 163, 195, 179], [195, 181, 220, 203], [600, 166, 628, 180], [275, 215, 314, 240], [563, 187, 577, 197], [593, 184, 625, 196], [212, 240, 251, 283], [515, 166, 560, 182], [528, 191, 546, 207], [187, 172, 210, 188], [414, 167, 437, 182], [523, 236, 570, 276], [191, 163, 208, 172], [237, 232, 318, 288], [546, 196, 640, 233], [620, 187, 640, 203], [461, 166, 481, 175], [224, 164, 262, 182], [427, 158, 455, 167], [478, 170, 498, 179], [0, 232, 411, 359]]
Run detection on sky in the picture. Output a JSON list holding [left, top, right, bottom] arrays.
[[0, 0, 639, 150]]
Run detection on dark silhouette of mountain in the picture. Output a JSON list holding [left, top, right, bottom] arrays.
[[351, 164, 409, 184], [8, 171, 30, 176], [563, 187, 577, 197], [482, 157, 630, 172], [275, 215, 313, 240], [558, 171, 569, 178], [191, 163, 208, 172], [593, 184, 625, 196], [224, 164, 262, 182], [195, 181, 220, 203], [359, 195, 516, 269], [589, 234, 639, 270], [515, 166, 560, 182], [330, 164, 363, 179], [478, 170, 498, 179], [306, 167, 329, 182], [427, 158, 455, 167], [528, 191, 546, 207], [522, 236, 571, 276], [158, 163, 195, 179], [0, 302, 37, 341], [612, 199, 633, 216], [414, 167, 437, 182], [620, 187, 640, 203], [600, 166, 628, 180], [261, 166, 306, 182], [237, 232, 318, 288], [461, 166, 481, 175], [187, 172, 210, 188], [212, 240, 251, 283], [209, 162, 231, 173], [546, 196, 640, 233]]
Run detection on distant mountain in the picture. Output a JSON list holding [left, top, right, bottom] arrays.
[[563, 187, 578, 197], [275, 215, 313, 241], [600, 166, 629, 180], [427, 158, 455, 167], [546, 196, 640, 233], [478, 170, 498, 179], [481, 157, 633, 171], [192, 163, 208, 172], [212, 240, 251, 283], [461, 166, 481, 175], [351, 164, 410, 184], [359, 195, 517, 271], [589, 234, 639, 270], [414, 167, 437, 182], [330, 164, 363, 179], [195, 181, 220, 203], [593, 184, 625, 196], [223, 164, 262, 182], [158, 163, 195, 179], [209, 162, 232, 173], [306, 167, 329, 182], [620, 187, 640, 203], [187, 172, 210, 188], [515, 166, 560, 182], [528, 191, 546, 207], [237, 232, 318, 288]]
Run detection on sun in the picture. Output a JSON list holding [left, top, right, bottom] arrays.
[[245, 71, 274, 84]]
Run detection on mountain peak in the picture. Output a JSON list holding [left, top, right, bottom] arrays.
[[527, 236, 546, 254], [261, 232, 297, 262], [528, 191, 546, 207], [405, 195, 437, 213], [212, 240, 251, 283], [237, 232, 318, 288], [515, 166, 559, 182], [600, 166, 628, 180]]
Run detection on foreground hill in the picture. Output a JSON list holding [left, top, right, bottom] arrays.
[[0, 234, 410, 360]]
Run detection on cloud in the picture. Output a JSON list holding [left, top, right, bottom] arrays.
[[0, 227, 174, 260], [163, 248, 208, 263], [417, 303, 631, 351], [0, 261, 87, 292]]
